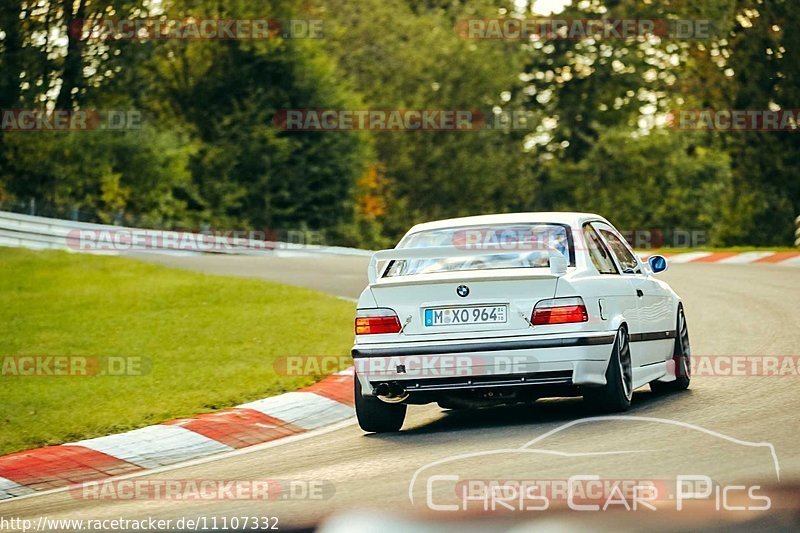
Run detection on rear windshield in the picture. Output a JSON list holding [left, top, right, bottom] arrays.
[[383, 223, 572, 278]]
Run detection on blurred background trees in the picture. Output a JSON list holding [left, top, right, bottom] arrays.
[[0, 0, 797, 247]]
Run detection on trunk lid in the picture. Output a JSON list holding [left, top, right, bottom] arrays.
[[368, 269, 559, 337]]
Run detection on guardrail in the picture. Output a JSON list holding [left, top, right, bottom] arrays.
[[0, 211, 372, 257]]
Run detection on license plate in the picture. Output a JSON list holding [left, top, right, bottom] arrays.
[[424, 305, 507, 326]]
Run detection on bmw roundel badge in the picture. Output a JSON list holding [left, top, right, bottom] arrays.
[[456, 285, 470, 298]]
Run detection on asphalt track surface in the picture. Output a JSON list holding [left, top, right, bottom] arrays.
[[2, 254, 799, 530]]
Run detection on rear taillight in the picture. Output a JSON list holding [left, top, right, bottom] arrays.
[[532, 297, 588, 325], [355, 308, 402, 335]]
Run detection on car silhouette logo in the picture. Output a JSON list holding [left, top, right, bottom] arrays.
[[456, 285, 470, 297]]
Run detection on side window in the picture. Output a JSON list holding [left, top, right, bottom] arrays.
[[599, 228, 640, 274], [582, 224, 617, 274]]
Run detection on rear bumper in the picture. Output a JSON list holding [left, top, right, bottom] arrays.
[[352, 331, 616, 394]]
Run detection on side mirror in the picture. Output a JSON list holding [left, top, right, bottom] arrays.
[[648, 254, 668, 274], [549, 253, 568, 275]]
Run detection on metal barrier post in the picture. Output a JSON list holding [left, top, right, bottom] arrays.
[[795, 215, 800, 247]]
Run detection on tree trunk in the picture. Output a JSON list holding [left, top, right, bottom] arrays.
[[55, 0, 87, 110]]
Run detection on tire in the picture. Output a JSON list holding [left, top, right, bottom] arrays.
[[355, 375, 406, 433], [651, 306, 691, 393], [583, 326, 633, 412]]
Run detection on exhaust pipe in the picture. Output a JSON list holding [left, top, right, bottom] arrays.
[[388, 382, 406, 397], [374, 381, 409, 404]]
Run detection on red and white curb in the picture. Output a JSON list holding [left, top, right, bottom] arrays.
[[638, 251, 800, 265], [0, 369, 354, 500]]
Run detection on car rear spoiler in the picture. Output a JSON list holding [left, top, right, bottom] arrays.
[[367, 245, 569, 284]]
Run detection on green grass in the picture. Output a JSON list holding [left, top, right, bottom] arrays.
[[0, 248, 355, 455]]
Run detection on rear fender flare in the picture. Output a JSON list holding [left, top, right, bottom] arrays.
[[358, 287, 379, 308]]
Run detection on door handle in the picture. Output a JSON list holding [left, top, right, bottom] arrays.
[[636, 289, 644, 298]]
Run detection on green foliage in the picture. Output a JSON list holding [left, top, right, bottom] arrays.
[[713, 0, 800, 245], [513, 0, 797, 245], [0, 0, 797, 245], [0, 0, 368, 234], [1, 127, 196, 227], [316, 0, 536, 241], [547, 128, 732, 244]]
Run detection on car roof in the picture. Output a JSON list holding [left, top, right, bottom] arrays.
[[406, 212, 610, 235]]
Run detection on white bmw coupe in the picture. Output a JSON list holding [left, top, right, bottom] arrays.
[[351, 213, 690, 432]]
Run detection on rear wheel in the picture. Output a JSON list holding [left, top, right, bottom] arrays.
[[651, 306, 691, 393], [355, 375, 406, 433], [583, 326, 633, 412]]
